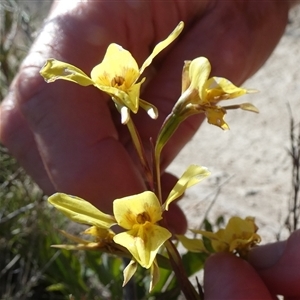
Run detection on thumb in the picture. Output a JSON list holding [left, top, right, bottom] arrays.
[[204, 253, 273, 300]]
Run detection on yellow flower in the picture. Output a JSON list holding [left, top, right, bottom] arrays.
[[40, 22, 184, 124], [112, 164, 210, 269], [113, 191, 171, 269], [47, 164, 209, 290], [193, 216, 261, 257], [176, 57, 259, 130]]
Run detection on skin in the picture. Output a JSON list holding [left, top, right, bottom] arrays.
[[0, 0, 299, 297], [204, 230, 300, 299]]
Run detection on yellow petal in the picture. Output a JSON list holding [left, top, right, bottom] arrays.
[[181, 60, 192, 93], [94, 83, 138, 113], [40, 59, 94, 86], [191, 229, 219, 241], [113, 191, 163, 229], [164, 165, 210, 211], [239, 103, 259, 113], [126, 80, 144, 112], [113, 223, 171, 268], [91, 43, 139, 87], [189, 57, 211, 101], [177, 235, 206, 253], [205, 77, 248, 102], [48, 193, 116, 228], [149, 259, 160, 292], [140, 21, 184, 75], [205, 106, 229, 130], [223, 216, 259, 243], [222, 103, 259, 114], [193, 229, 229, 252], [229, 234, 261, 253], [51, 243, 100, 251], [123, 259, 138, 287], [83, 226, 115, 241], [57, 229, 91, 244]]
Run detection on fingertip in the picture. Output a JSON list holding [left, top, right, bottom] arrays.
[[164, 202, 187, 235], [250, 230, 300, 297], [204, 253, 273, 300]]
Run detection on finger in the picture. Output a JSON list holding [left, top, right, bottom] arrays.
[[249, 230, 300, 297], [204, 253, 273, 300], [0, 94, 55, 194]]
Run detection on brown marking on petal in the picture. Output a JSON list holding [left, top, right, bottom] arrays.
[[136, 212, 151, 224], [111, 76, 125, 87]]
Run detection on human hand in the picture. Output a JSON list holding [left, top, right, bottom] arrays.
[[204, 229, 300, 299], [0, 1, 290, 233]]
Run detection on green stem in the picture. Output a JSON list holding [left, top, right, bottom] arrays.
[[154, 113, 184, 203], [126, 118, 153, 190]]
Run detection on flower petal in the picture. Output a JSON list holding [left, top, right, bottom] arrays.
[[48, 193, 116, 228], [239, 103, 259, 113], [164, 165, 210, 211], [113, 191, 163, 229], [51, 243, 100, 251], [83, 226, 115, 242], [205, 77, 248, 102], [140, 21, 184, 75], [149, 259, 160, 292], [193, 229, 229, 252], [177, 235, 206, 253], [204, 106, 229, 130], [188, 57, 211, 102], [123, 259, 138, 287], [40, 59, 94, 86], [91, 43, 139, 87], [58, 229, 91, 245], [181, 60, 192, 93], [113, 223, 171, 268]]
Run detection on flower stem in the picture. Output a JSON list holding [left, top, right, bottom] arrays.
[[154, 113, 184, 203], [165, 239, 201, 300], [126, 118, 153, 190]]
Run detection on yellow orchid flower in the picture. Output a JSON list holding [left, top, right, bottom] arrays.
[[193, 216, 261, 257], [112, 164, 210, 269], [40, 22, 184, 124], [176, 57, 258, 130], [47, 164, 209, 290], [113, 191, 171, 269]]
